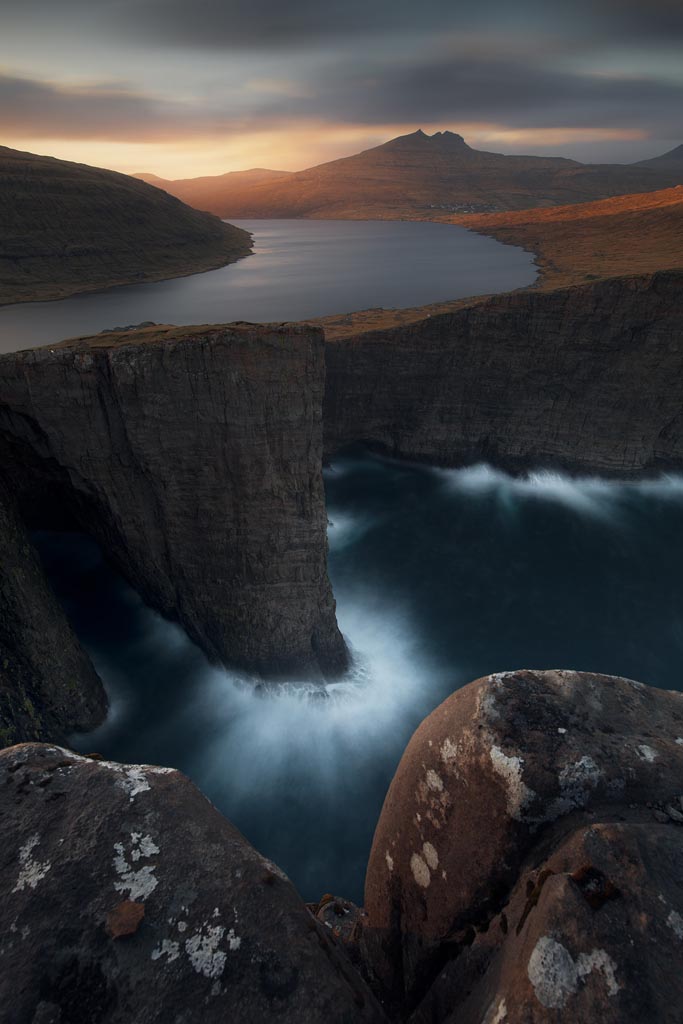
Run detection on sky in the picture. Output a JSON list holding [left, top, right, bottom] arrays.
[[1, 0, 682, 178]]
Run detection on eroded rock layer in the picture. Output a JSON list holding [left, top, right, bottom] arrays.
[[0, 324, 346, 677], [324, 270, 683, 475], [0, 743, 385, 1023]]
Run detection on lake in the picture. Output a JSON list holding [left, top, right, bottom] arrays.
[[0, 219, 536, 352], [34, 452, 683, 904]]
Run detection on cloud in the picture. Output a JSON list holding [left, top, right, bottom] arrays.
[[3, 0, 683, 51], [0, 72, 265, 141]]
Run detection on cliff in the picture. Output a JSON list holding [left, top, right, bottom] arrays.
[[0, 323, 346, 678], [324, 269, 683, 476], [0, 146, 253, 306], [0, 479, 107, 747]]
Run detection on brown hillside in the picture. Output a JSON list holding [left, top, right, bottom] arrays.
[[0, 147, 253, 305], [159, 130, 683, 219], [454, 186, 683, 290], [135, 167, 292, 213]]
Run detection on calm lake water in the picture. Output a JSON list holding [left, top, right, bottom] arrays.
[[35, 452, 683, 904], [0, 220, 536, 352]]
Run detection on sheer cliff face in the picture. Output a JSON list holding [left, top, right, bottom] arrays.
[[0, 480, 107, 746], [324, 270, 683, 475], [0, 324, 347, 678]]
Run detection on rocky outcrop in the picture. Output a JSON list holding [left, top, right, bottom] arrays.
[[0, 481, 107, 747], [324, 270, 683, 475], [0, 146, 252, 305], [363, 670, 683, 1017], [0, 324, 347, 677], [0, 742, 385, 1023]]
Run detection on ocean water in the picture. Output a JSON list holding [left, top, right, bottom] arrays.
[[34, 451, 683, 903], [0, 219, 536, 352]]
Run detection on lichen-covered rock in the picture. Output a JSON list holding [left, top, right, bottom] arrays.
[[364, 669, 683, 1000], [0, 743, 385, 1023], [411, 822, 683, 1024], [0, 324, 347, 677], [0, 480, 106, 746]]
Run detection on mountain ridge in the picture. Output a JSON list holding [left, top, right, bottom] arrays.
[[137, 130, 683, 219]]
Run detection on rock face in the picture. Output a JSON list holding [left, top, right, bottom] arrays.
[[324, 270, 683, 475], [0, 324, 347, 677], [0, 145, 252, 305], [0, 743, 385, 1023], [0, 481, 107, 747], [363, 669, 683, 1013]]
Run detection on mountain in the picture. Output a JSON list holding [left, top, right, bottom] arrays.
[[146, 130, 683, 219], [134, 167, 292, 212], [636, 143, 683, 173], [0, 146, 252, 305]]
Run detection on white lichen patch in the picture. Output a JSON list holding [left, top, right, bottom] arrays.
[[676, 738, 683, 747], [152, 939, 180, 963], [425, 769, 444, 792], [489, 746, 535, 820], [12, 834, 51, 893], [113, 833, 160, 901], [440, 737, 459, 765], [385, 851, 394, 872], [667, 910, 683, 940], [558, 727, 567, 734], [226, 928, 241, 951], [637, 744, 658, 763], [410, 852, 431, 888], [422, 842, 439, 871], [528, 936, 620, 1009], [185, 924, 228, 979]]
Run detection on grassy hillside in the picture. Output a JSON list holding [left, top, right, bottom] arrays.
[[0, 147, 253, 305]]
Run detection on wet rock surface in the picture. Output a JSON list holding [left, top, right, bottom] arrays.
[[0, 481, 106, 747], [0, 743, 385, 1024], [0, 324, 346, 677], [363, 669, 683, 1011], [324, 270, 683, 476]]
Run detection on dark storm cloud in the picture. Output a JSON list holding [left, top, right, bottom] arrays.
[[296, 55, 683, 135], [0, 73, 261, 140], [3, 0, 683, 50]]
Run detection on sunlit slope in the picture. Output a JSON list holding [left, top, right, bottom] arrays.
[[0, 146, 253, 305], [153, 130, 683, 219], [454, 186, 683, 289]]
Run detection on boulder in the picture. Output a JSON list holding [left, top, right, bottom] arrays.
[[364, 669, 683, 1001], [0, 743, 385, 1023], [411, 821, 683, 1023]]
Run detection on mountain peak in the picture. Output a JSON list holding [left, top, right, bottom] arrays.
[[384, 129, 471, 152]]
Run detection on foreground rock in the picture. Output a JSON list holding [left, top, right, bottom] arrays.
[[364, 669, 683, 1014], [0, 743, 385, 1023], [0, 145, 252, 305], [0, 324, 347, 677], [0, 481, 106, 747], [325, 270, 683, 476], [412, 821, 683, 1024]]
